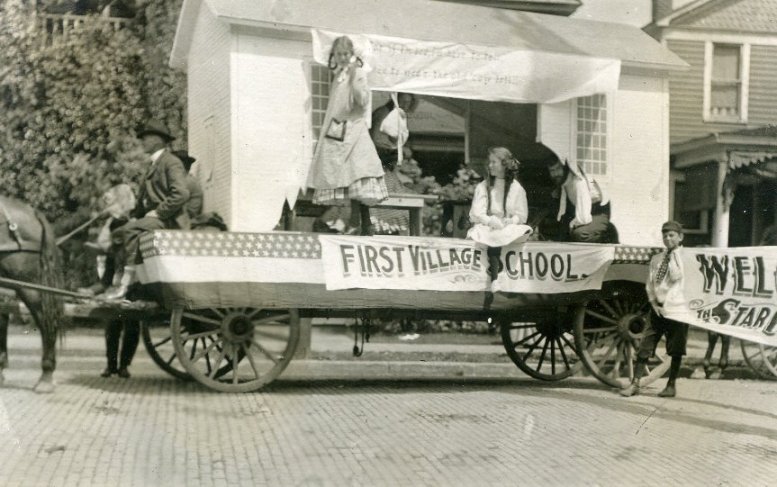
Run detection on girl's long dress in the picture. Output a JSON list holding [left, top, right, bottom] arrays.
[[467, 178, 532, 247], [307, 66, 388, 206]]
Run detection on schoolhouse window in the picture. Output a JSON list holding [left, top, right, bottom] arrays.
[[705, 43, 749, 123], [576, 94, 608, 176], [311, 63, 331, 140]]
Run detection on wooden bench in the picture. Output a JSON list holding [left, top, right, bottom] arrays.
[[284, 192, 439, 236]]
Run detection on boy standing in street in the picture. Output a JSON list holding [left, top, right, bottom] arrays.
[[620, 220, 688, 398]]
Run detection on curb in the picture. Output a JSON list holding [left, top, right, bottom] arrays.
[[281, 360, 528, 381]]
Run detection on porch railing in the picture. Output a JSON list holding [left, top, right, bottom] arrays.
[[36, 13, 129, 43]]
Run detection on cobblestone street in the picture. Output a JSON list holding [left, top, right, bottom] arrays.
[[1, 328, 776, 486]]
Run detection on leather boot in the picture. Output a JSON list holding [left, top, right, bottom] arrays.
[[619, 378, 640, 397], [98, 266, 135, 301]]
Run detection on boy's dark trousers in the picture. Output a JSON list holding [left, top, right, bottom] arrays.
[[105, 320, 139, 373]]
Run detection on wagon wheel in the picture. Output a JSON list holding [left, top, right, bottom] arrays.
[[740, 341, 777, 380], [499, 311, 582, 381], [140, 319, 191, 381], [171, 307, 300, 392], [574, 287, 670, 388]]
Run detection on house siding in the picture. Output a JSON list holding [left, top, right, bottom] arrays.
[[187, 4, 232, 225], [667, 39, 777, 146], [747, 44, 777, 124], [666, 39, 706, 145]]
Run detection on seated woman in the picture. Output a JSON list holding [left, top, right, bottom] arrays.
[[467, 147, 532, 281]]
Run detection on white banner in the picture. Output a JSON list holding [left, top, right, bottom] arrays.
[[492, 242, 615, 293], [312, 29, 621, 104], [663, 247, 777, 347], [319, 235, 489, 291]]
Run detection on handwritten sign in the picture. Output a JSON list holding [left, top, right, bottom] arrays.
[[312, 29, 621, 104]]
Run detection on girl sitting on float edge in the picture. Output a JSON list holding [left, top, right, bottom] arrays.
[[467, 146, 532, 282]]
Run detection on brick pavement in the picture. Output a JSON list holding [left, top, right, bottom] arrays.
[[1, 326, 776, 486], [1, 370, 776, 486]]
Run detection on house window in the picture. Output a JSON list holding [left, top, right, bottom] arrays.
[[576, 94, 607, 176], [311, 63, 331, 140], [705, 43, 749, 122]]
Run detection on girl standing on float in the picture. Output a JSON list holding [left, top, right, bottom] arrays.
[[307, 35, 388, 236]]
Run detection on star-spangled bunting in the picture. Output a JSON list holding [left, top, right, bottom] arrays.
[[140, 231, 321, 259]]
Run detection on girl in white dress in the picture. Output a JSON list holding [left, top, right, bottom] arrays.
[[467, 147, 532, 281]]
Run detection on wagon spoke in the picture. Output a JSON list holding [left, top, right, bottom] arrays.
[[555, 337, 571, 371], [188, 336, 199, 360], [513, 331, 541, 349], [153, 335, 172, 348], [252, 313, 291, 325], [208, 308, 226, 319], [583, 325, 618, 334], [585, 309, 619, 326], [251, 339, 280, 364], [185, 329, 220, 341], [165, 352, 178, 366], [208, 347, 227, 379], [521, 334, 544, 361], [182, 312, 221, 327], [613, 299, 625, 316], [597, 299, 620, 319], [536, 338, 550, 372], [191, 337, 219, 365], [550, 338, 556, 375], [596, 338, 618, 370], [232, 351, 239, 384], [244, 346, 261, 380], [560, 333, 579, 356]]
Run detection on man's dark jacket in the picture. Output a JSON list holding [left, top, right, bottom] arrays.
[[134, 150, 191, 229]]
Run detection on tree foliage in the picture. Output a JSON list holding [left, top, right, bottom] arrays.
[[0, 0, 186, 285], [0, 0, 185, 221]]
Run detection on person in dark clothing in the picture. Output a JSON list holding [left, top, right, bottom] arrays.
[[548, 157, 613, 243], [77, 217, 139, 378], [172, 150, 204, 218], [98, 120, 190, 301]]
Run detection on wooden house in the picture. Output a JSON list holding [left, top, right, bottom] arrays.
[[646, 0, 777, 246], [169, 0, 686, 245]]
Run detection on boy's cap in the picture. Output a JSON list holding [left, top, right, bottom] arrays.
[[662, 221, 683, 234]]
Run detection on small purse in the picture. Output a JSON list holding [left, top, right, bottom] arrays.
[[325, 118, 346, 141]]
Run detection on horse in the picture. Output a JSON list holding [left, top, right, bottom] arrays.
[[0, 195, 65, 393]]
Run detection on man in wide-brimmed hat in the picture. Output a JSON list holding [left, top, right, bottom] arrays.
[[99, 119, 191, 301]]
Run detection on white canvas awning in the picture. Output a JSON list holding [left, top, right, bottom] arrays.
[[311, 29, 620, 104]]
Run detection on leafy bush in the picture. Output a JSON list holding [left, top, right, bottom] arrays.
[[0, 0, 186, 287]]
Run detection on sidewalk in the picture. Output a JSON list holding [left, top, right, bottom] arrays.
[[5, 324, 760, 384]]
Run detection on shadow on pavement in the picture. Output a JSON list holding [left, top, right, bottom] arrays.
[[501, 386, 777, 442]]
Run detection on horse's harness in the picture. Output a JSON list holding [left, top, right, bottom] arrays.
[[0, 201, 23, 248]]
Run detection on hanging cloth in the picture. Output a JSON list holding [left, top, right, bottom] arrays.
[[379, 92, 409, 166]]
